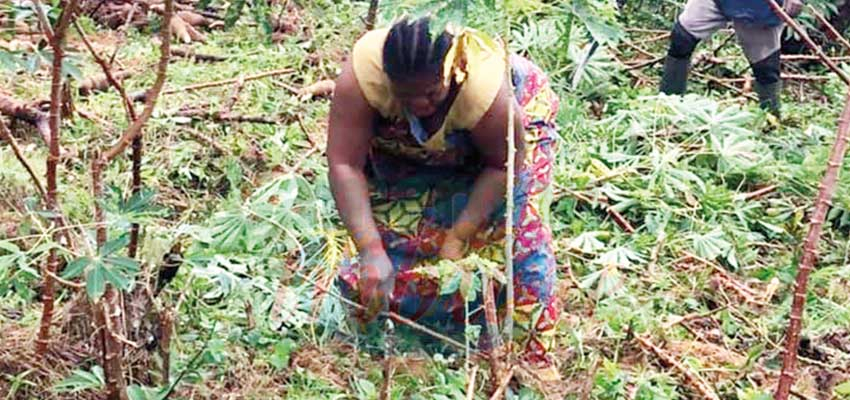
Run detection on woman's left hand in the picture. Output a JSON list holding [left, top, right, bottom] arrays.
[[439, 231, 466, 260]]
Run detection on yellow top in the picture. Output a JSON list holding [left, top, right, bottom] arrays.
[[351, 27, 507, 152]]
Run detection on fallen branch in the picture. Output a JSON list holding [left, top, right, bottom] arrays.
[[775, 91, 850, 400], [692, 71, 759, 100], [171, 47, 227, 63], [78, 71, 133, 97], [736, 184, 778, 202], [722, 74, 831, 83], [132, 68, 294, 102], [298, 79, 336, 99], [220, 78, 245, 116], [0, 93, 50, 144], [175, 108, 281, 125], [763, 0, 850, 86], [636, 335, 721, 400], [181, 128, 229, 154], [782, 54, 850, 62], [563, 189, 636, 233]]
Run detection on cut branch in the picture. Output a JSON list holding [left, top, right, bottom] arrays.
[[775, 91, 850, 400], [637, 335, 721, 400], [0, 93, 51, 144], [131, 68, 294, 102], [171, 47, 227, 63]]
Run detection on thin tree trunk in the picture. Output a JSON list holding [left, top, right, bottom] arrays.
[[36, 0, 81, 357], [775, 92, 850, 400], [128, 137, 142, 258], [91, 156, 129, 400]]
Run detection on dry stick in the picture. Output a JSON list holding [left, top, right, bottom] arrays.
[[131, 68, 294, 102], [783, 55, 850, 62], [220, 78, 244, 116], [810, 6, 850, 53], [722, 74, 831, 83], [466, 365, 479, 400], [775, 92, 850, 400], [692, 71, 759, 100], [503, 40, 516, 346], [0, 119, 46, 200], [735, 184, 778, 202], [636, 335, 721, 400], [171, 47, 228, 63], [763, 0, 850, 86], [365, 0, 379, 30], [36, 0, 80, 358], [482, 274, 503, 390], [487, 365, 516, 400]]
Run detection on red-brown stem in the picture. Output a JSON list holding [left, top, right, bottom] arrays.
[[128, 137, 142, 258], [763, 0, 850, 85], [775, 91, 850, 400], [88, 1, 173, 396], [103, 0, 173, 163], [36, 0, 81, 357], [72, 19, 144, 258]]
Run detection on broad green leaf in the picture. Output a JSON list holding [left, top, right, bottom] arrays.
[[100, 234, 130, 257], [102, 264, 131, 291], [53, 366, 104, 393], [86, 264, 107, 300], [104, 256, 140, 274], [835, 380, 850, 396], [61, 256, 92, 279]]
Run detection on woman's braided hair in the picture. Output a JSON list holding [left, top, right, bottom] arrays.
[[382, 17, 454, 82]]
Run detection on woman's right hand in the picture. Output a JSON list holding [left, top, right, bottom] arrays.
[[359, 247, 394, 322]]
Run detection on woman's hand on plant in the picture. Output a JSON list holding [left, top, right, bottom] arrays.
[[439, 230, 466, 261], [358, 245, 394, 321]]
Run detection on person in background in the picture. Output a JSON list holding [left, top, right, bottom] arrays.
[[326, 16, 560, 373], [660, 0, 805, 114]]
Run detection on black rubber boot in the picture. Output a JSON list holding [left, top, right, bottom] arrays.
[[751, 50, 782, 115], [754, 81, 781, 115], [660, 57, 691, 95], [660, 21, 700, 95]]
